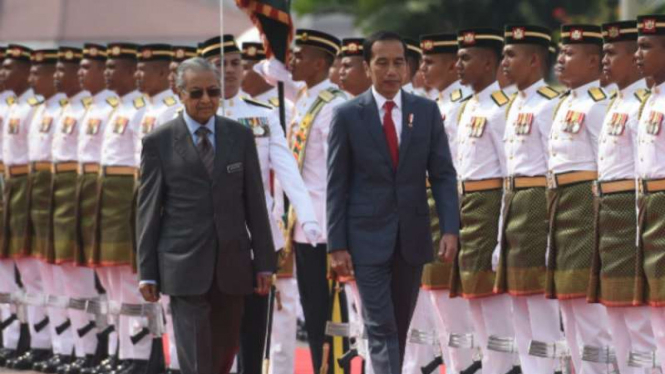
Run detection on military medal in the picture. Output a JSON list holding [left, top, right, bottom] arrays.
[[607, 112, 627, 136], [563, 110, 584, 134], [62, 117, 77, 135], [141, 117, 156, 134], [468, 116, 487, 138], [514, 112, 533, 135], [647, 111, 663, 136], [40, 117, 53, 133], [113, 117, 129, 135], [8, 118, 20, 135], [87, 118, 101, 135]]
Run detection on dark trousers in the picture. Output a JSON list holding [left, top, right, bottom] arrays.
[[170, 282, 244, 374], [294, 242, 333, 374], [354, 249, 423, 374], [237, 293, 268, 374]]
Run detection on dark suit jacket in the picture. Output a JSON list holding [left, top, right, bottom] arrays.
[[137, 114, 276, 296], [327, 89, 459, 266]]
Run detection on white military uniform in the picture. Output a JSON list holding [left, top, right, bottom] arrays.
[[220, 91, 316, 374], [598, 79, 656, 374], [27, 92, 70, 357], [4, 89, 47, 351], [503, 80, 563, 374], [50, 90, 99, 360], [403, 82, 477, 374], [548, 80, 612, 374], [456, 81, 514, 374], [0, 90, 21, 352], [254, 87, 295, 132], [77, 89, 119, 357], [636, 80, 665, 369], [98, 90, 149, 362]]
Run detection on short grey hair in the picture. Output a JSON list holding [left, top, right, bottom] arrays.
[[175, 57, 221, 92]]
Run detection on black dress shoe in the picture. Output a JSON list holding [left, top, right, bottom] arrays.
[[8, 349, 52, 370], [58, 355, 97, 374], [505, 366, 522, 374], [117, 360, 148, 374], [106, 359, 130, 374], [36, 353, 73, 373], [81, 355, 119, 374], [0, 348, 18, 367]]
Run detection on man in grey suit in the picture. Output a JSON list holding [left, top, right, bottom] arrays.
[[137, 58, 276, 374], [327, 31, 459, 374]]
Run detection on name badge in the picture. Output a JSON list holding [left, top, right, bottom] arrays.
[[227, 162, 243, 173], [563, 110, 585, 134], [113, 117, 129, 135]]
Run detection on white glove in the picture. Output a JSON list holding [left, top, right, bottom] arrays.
[[302, 221, 322, 247], [491, 244, 500, 272], [545, 237, 551, 268], [253, 58, 290, 86]]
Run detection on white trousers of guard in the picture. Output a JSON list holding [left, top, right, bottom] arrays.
[[0, 259, 21, 350], [606, 306, 656, 374], [14, 258, 51, 349], [648, 308, 665, 373], [511, 295, 562, 374], [402, 290, 437, 374], [37, 262, 74, 355], [268, 277, 299, 374], [430, 290, 475, 374], [347, 280, 375, 374], [468, 294, 515, 374]]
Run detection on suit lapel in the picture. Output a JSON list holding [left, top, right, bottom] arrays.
[[398, 90, 413, 171], [360, 91, 393, 169], [213, 117, 235, 180], [172, 114, 210, 180]]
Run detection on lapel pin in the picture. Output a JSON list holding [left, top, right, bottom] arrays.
[[408, 113, 414, 128]]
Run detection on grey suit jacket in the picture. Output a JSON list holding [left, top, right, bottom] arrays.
[[137, 114, 276, 296], [327, 89, 459, 266]]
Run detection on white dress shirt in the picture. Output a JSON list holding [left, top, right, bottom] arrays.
[[4, 89, 41, 166], [134, 89, 179, 165], [505, 79, 559, 177], [28, 93, 68, 162], [598, 79, 646, 181], [456, 81, 508, 180], [372, 86, 403, 145], [637, 81, 665, 179], [101, 90, 147, 167], [221, 91, 317, 250], [437, 81, 470, 169], [548, 80, 609, 174], [52, 90, 91, 162], [288, 79, 346, 244], [78, 90, 118, 164]]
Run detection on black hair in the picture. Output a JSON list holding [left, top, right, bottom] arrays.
[[363, 31, 407, 64]]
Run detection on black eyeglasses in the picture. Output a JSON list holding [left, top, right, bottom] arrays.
[[186, 87, 221, 99]]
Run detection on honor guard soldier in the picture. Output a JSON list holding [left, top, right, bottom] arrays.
[[495, 25, 565, 374], [409, 32, 478, 374], [48, 46, 101, 374], [240, 41, 295, 128], [587, 21, 656, 374], [635, 14, 665, 370], [135, 44, 180, 374], [338, 38, 372, 97], [449, 28, 516, 374], [75, 43, 121, 374], [26, 48, 71, 372], [201, 34, 319, 374], [97, 42, 150, 374], [0, 44, 27, 368], [402, 38, 423, 95], [546, 24, 612, 374], [2, 44, 51, 370], [169, 46, 197, 94]]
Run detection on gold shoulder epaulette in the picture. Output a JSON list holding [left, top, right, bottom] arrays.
[[537, 86, 560, 100], [59, 98, 69, 107], [450, 89, 463, 102], [318, 90, 335, 103], [490, 90, 509, 107], [133, 96, 146, 109], [106, 96, 119, 108], [268, 97, 280, 107], [588, 87, 607, 102], [163, 96, 178, 107], [242, 96, 272, 109], [635, 88, 650, 104], [6, 96, 16, 105], [27, 97, 44, 106], [82, 97, 93, 109]]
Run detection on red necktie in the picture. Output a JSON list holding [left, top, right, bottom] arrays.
[[383, 101, 399, 168]]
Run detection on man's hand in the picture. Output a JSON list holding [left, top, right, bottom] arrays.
[[330, 250, 354, 278], [255, 273, 273, 296], [438, 234, 459, 263], [139, 283, 160, 303]]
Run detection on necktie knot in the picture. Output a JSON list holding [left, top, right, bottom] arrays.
[[384, 101, 396, 112], [195, 126, 211, 138]]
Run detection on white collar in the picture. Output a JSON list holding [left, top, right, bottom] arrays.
[[371, 85, 402, 111]]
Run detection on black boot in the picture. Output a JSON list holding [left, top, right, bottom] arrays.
[[59, 355, 97, 374], [0, 348, 19, 367], [8, 349, 53, 370]]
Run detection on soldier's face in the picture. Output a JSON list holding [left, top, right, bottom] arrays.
[[367, 40, 407, 98], [558, 44, 600, 88], [420, 54, 456, 90], [179, 69, 220, 124], [636, 36, 665, 81], [54, 61, 80, 95], [29, 64, 56, 97], [602, 42, 639, 87], [1, 59, 29, 92], [78, 59, 105, 94], [104, 58, 137, 93], [169, 61, 179, 93], [291, 46, 324, 82], [223, 53, 243, 98], [339, 56, 371, 96], [501, 45, 535, 87], [456, 48, 491, 87], [136, 61, 168, 96]]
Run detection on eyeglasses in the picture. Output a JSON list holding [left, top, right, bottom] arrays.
[[186, 87, 221, 99]]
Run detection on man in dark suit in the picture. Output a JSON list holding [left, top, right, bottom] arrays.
[[327, 31, 459, 374], [137, 57, 276, 374]]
